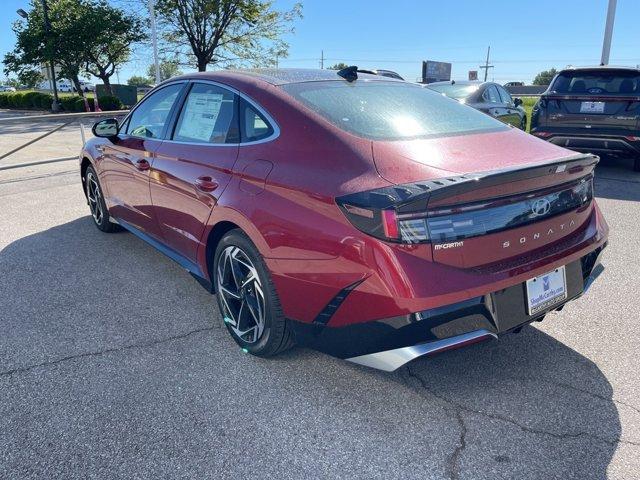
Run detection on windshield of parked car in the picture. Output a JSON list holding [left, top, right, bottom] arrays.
[[282, 81, 506, 140], [427, 83, 479, 100], [550, 70, 640, 95]]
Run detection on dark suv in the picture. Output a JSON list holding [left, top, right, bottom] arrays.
[[530, 66, 640, 171]]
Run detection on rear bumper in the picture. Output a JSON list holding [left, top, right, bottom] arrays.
[[291, 244, 606, 370], [531, 130, 640, 156]]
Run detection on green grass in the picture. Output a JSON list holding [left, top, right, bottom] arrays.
[[521, 96, 538, 132]]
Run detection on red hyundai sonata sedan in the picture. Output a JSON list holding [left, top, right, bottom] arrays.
[[81, 68, 608, 371]]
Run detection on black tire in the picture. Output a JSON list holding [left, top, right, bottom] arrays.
[[634, 157, 640, 172], [520, 116, 527, 131], [85, 165, 119, 233], [213, 229, 295, 357]]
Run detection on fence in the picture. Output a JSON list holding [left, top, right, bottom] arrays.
[[0, 110, 129, 171]]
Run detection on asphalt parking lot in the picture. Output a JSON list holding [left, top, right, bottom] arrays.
[[1, 120, 639, 479]]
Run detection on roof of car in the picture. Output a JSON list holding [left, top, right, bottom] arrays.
[[178, 68, 401, 86], [428, 80, 484, 86], [560, 65, 640, 72]]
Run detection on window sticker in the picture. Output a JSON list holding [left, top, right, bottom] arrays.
[[176, 92, 223, 142]]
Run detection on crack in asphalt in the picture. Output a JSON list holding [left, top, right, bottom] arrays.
[[447, 408, 467, 480], [0, 326, 215, 378], [547, 378, 640, 415], [403, 366, 640, 453]]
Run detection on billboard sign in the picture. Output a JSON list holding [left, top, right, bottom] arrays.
[[422, 60, 452, 83]]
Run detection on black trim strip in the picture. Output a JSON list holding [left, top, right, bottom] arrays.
[[313, 278, 366, 325]]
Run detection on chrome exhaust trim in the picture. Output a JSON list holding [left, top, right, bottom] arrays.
[[346, 329, 497, 372]]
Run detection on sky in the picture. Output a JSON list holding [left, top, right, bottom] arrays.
[[1, 0, 639, 85]]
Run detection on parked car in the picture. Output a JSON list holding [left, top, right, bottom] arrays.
[[81, 68, 608, 371], [504, 81, 525, 87], [0, 85, 17, 92], [530, 66, 640, 171], [428, 80, 527, 130]]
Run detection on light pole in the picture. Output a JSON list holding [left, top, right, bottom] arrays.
[[148, 0, 161, 84], [600, 0, 617, 66], [17, 2, 60, 112]]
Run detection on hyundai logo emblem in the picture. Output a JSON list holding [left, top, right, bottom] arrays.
[[531, 198, 551, 217]]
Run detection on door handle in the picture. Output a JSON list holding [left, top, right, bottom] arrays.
[[135, 159, 150, 171], [195, 176, 219, 192]]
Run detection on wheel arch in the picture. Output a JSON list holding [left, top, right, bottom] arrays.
[[80, 156, 93, 197]]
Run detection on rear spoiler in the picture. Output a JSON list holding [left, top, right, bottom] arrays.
[[357, 153, 598, 214]]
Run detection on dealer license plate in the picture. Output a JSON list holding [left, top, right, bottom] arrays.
[[525, 266, 567, 315], [580, 101, 605, 113]]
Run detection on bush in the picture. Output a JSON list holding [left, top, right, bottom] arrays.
[[0, 91, 53, 110], [59, 95, 93, 112], [96, 95, 123, 111]]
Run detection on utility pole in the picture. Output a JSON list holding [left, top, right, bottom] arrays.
[[600, 0, 617, 65], [41, 0, 60, 112], [320, 50, 324, 69], [479, 46, 493, 82], [149, 0, 161, 83]]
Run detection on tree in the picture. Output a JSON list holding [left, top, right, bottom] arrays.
[[4, 0, 87, 96], [155, 0, 302, 72], [3, 0, 146, 97], [533, 68, 558, 86], [127, 75, 153, 86], [146, 59, 182, 82], [328, 63, 349, 71], [81, 1, 147, 94], [17, 69, 44, 88]]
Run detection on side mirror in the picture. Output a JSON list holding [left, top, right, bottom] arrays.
[[92, 118, 119, 138], [513, 97, 523, 107]]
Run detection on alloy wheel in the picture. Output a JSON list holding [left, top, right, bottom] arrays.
[[86, 172, 104, 225], [217, 246, 266, 344]]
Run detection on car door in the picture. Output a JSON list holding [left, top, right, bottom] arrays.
[[100, 82, 186, 238], [150, 82, 240, 263], [496, 85, 521, 127], [481, 84, 508, 123]]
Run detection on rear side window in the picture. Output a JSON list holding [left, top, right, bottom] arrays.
[[173, 83, 239, 144], [240, 99, 274, 142], [126, 83, 184, 139], [551, 70, 640, 95], [282, 81, 506, 141]]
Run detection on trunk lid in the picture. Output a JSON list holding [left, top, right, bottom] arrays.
[[371, 129, 598, 269], [540, 94, 640, 130]]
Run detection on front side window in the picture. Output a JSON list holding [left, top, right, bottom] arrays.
[[497, 86, 513, 104], [126, 83, 183, 139], [282, 81, 506, 141], [173, 83, 239, 144], [482, 85, 501, 103]]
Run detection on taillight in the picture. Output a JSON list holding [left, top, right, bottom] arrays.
[[336, 183, 433, 243], [336, 175, 594, 245]]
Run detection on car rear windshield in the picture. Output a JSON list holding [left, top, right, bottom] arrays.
[[428, 83, 479, 100], [550, 69, 640, 95], [281, 81, 506, 140]]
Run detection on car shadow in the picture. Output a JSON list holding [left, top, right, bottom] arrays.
[[0, 216, 623, 479], [595, 156, 640, 202]]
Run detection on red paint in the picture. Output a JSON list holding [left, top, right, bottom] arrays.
[[82, 70, 609, 328]]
